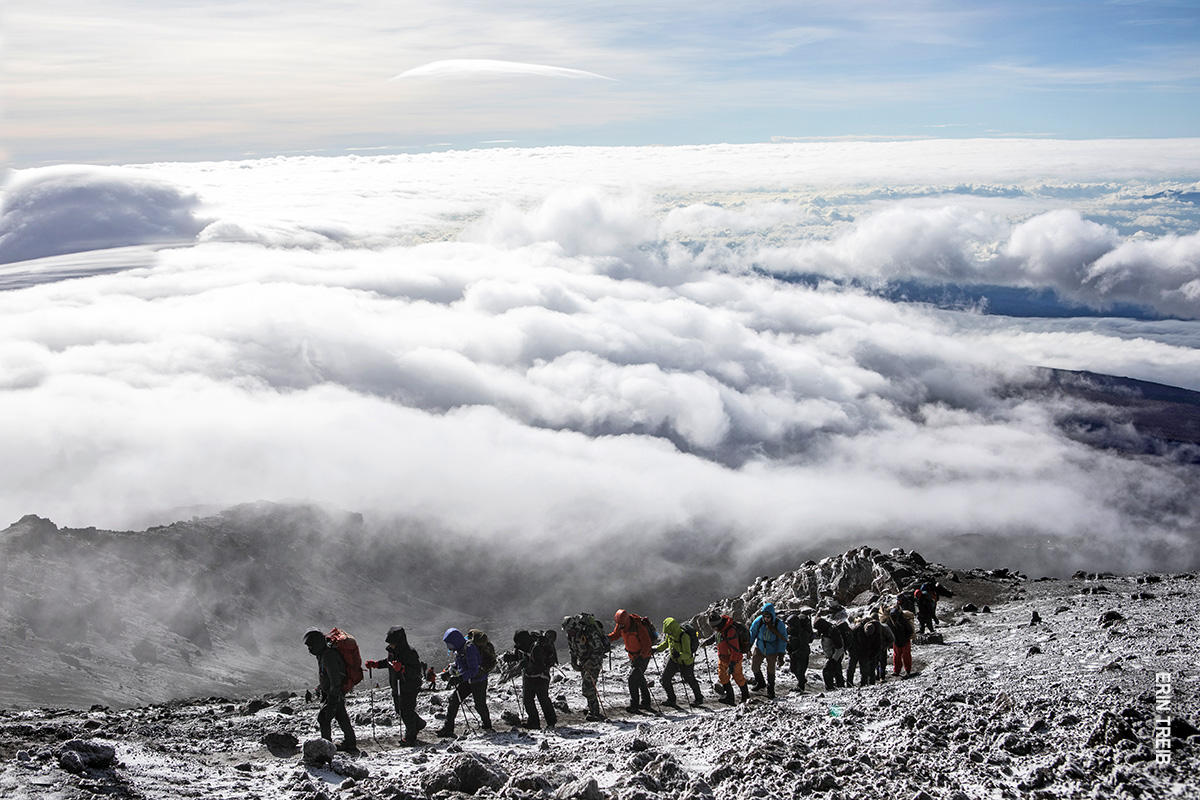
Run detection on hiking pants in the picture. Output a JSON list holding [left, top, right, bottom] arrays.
[[660, 659, 703, 703], [579, 664, 602, 713], [446, 680, 491, 729], [628, 656, 653, 708], [847, 649, 877, 686], [822, 654, 845, 690], [717, 657, 746, 687], [789, 646, 810, 688], [893, 641, 912, 674], [918, 613, 935, 634], [522, 673, 557, 727], [393, 689, 423, 742], [318, 692, 356, 747], [751, 650, 783, 680]]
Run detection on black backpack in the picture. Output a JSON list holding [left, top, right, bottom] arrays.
[[535, 630, 558, 666], [467, 629, 497, 674], [680, 622, 700, 655]]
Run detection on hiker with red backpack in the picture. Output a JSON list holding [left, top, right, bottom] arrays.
[[609, 609, 657, 714], [364, 626, 426, 745], [436, 628, 493, 737], [303, 629, 359, 754], [700, 612, 750, 705]]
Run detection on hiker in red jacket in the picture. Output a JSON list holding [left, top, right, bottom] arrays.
[[700, 612, 750, 705], [609, 609, 655, 713]]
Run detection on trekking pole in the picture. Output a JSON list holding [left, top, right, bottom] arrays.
[[369, 668, 379, 744]]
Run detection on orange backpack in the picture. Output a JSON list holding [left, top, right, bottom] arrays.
[[328, 628, 364, 694]]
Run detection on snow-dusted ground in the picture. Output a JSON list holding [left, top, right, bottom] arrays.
[[1, 565, 1196, 800]]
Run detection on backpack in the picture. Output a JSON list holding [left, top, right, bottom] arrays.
[[535, 630, 558, 667], [862, 619, 881, 647], [327, 628, 364, 694], [564, 613, 610, 661], [634, 615, 660, 646], [467, 629, 497, 674], [729, 619, 751, 654], [680, 622, 700, 655]]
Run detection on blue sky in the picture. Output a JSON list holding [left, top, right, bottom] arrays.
[[4, 1, 1200, 166]]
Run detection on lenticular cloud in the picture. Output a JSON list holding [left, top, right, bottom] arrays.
[[0, 141, 1198, 572]]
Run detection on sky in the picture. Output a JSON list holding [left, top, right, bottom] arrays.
[[0, 141, 1198, 575], [4, 1, 1200, 166]]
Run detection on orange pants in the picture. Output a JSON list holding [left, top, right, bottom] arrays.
[[717, 658, 746, 687]]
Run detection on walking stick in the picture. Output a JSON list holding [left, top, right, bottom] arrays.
[[368, 667, 379, 744]]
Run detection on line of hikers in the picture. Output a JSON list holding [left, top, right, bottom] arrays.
[[303, 582, 951, 752]]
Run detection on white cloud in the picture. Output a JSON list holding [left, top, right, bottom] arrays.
[[393, 59, 615, 82], [1, 141, 1198, 574]]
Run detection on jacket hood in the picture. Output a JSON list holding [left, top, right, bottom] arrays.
[[385, 626, 408, 647], [614, 609, 631, 629], [662, 617, 681, 636], [443, 628, 466, 650], [514, 629, 534, 650], [761, 602, 776, 619]]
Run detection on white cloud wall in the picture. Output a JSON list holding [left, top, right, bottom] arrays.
[[1, 140, 1198, 571]]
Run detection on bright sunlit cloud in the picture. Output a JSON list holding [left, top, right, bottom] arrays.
[[393, 59, 616, 82], [1, 140, 1198, 574]]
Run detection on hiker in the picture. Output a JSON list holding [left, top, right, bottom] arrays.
[[423, 664, 437, 691], [888, 596, 916, 677], [505, 630, 558, 729], [915, 584, 938, 634], [813, 618, 845, 690], [876, 609, 895, 682], [654, 617, 704, 708], [609, 609, 656, 713], [562, 613, 609, 721], [436, 628, 493, 737], [846, 614, 881, 687], [364, 626, 425, 745], [303, 629, 358, 754], [785, 613, 812, 691], [748, 601, 788, 699], [701, 612, 749, 705]]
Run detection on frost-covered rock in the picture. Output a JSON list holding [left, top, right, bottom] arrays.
[[57, 739, 116, 773], [421, 752, 508, 795], [302, 737, 337, 765], [330, 756, 369, 779]]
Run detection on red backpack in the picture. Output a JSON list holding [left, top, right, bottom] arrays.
[[328, 628, 364, 694]]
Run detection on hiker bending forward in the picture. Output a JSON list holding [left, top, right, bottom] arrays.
[[365, 626, 425, 745], [701, 612, 749, 705], [303, 630, 358, 753], [654, 617, 704, 708], [507, 630, 558, 729], [609, 609, 655, 714], [562, 613, 608, 721], [436, 628, 492, 736]]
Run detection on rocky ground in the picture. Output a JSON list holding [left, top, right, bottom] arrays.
[[1, 548, 1197, 800]]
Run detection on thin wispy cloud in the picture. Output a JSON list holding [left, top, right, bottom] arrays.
[[393, 59, 615, 82]]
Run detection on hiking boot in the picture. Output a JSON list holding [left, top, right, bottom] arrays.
[[766, 680, 775, 700], [416, 718, 427, 732], [436, 725, 455, 738], [663, 699, 681, 709], [690, 698, 705, 708], [336, 742, 360, 755], [751, 671, 766, 691], [739, 684, 750, 703], [717, 685, 734, 706], [585, 712, 607, 722], [624, 705, 641, 714]]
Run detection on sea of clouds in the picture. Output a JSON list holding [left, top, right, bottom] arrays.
[[1, 140, 1198, 572]]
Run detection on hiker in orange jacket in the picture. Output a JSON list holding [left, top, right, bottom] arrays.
[[609, 609, 655, 714], [700, 612, 750, 705]]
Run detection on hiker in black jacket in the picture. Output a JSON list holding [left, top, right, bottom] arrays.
[[813, 618, 845, 690], [785, 613, 812, 691], [504, 630, 558, 729], [845, 615, 880, 687], [304, 630, 358, 753], [365, 626, 426, 745]]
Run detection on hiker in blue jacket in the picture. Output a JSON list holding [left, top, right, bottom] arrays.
[[436, 628, 493, 737], [748, 601, 788, 699]]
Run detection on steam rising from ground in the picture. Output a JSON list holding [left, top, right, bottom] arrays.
[[1, 141, 1199, 573]]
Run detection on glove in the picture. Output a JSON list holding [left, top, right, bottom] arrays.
[[364, 660, 380, 670]]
